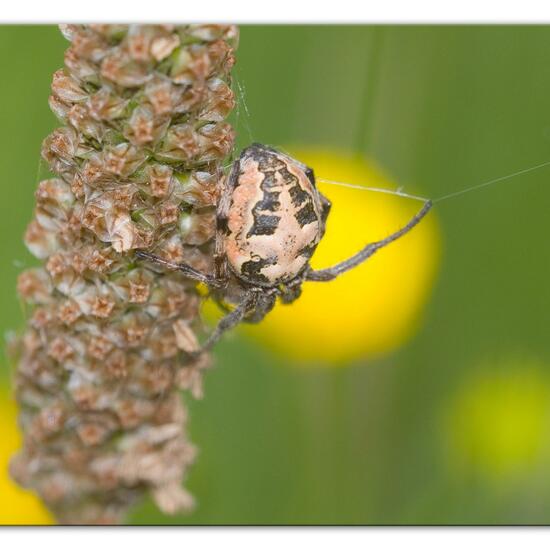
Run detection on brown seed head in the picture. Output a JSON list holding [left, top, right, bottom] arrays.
[[13, 23, 238, 525]]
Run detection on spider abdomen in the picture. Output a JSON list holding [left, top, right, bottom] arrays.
[[224, 144, 327, 287]]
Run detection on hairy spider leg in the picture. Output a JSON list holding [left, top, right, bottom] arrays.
[[199, 291, 258, 352], [306, 200, 433, 282], [135, 251, 223, 288], [136, 251, 273, 352]]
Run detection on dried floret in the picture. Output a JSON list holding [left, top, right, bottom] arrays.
[[12, 24, 237, 524]]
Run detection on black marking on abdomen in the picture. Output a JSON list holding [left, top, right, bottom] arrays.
[[288, 182, 310, 207], [297, 243, 317, 259], [254, 173, 281, 213], [246, 214, 280, 237], [295, 201, 318, 227], [247, 171, 282, 237], [252, 148, 286, 172], [240, 256, 277, 283], [279, 166, 310, 207]]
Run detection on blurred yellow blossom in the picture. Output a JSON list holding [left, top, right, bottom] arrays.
[[231, 148, 440, 363], [0, 388, 52, 524], [443, 358, 550, 483]]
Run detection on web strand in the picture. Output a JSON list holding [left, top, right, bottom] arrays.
[[432, 159, 550, 203], [233, 72, 254, 144], [317, 178, 429, 203], [318, 158, 550, 206]]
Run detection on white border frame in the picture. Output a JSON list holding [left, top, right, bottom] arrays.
[[2, 1, 550, 23]]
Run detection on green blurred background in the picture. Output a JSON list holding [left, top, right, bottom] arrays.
[[3, 25, 550, 524]]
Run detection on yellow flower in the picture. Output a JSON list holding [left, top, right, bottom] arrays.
[[0, 388, 52, 525], [443, 358, 550, 483], [233, 148, 440, 363]]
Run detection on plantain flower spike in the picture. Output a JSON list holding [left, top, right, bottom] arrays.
[[10, 24, 238, 524]]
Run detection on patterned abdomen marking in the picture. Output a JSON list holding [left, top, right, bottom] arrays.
[[224, 145, 326, 286]]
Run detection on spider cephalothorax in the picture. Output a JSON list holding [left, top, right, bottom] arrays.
[[137, 143, 432, 352]]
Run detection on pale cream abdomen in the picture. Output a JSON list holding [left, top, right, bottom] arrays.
[[225, 156, 323, 286]]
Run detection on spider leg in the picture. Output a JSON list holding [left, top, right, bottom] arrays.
[[199, 292, 258, 352], [244, 292, 277, 323], [135, 250, 223, 288], [306, 200, 432, 282]]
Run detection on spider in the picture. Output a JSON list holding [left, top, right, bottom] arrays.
[[137, 143, 432, 353]]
